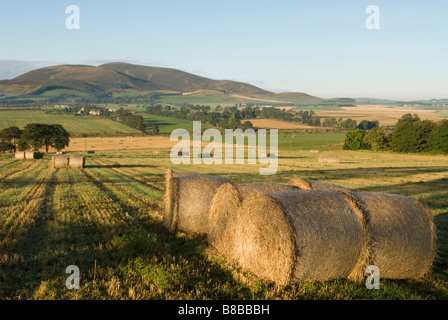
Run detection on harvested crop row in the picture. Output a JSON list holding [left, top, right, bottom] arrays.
[[85, 165, 161, 212], [0, 163, 55, 253], [92, 159, 163, 192], [79, 167, 159, 232], [73, 169, 133, 233], [0, 161, 51, 233], [0, 160, 41, 192]]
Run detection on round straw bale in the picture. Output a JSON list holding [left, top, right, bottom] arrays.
[[163, 169, 200, 219], [208, 182, 299, 251], [236, 182, 298, 199], [224, 190, 364, 285], [288, 178, 350, 193], [25, 151, 36, 159], [163, 173, 230, 235], [353, 192, 436, 280], [318, 156, 340, 164], [287, 178, 370, 282], [15, 152, 26, 160], [164, 169, 199, 189], [287, 179, 436, 280], [288, 179, 363, 209], [53, 155, 69, 168], [68, 155, 85, 168]]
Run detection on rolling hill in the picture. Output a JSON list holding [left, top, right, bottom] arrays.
[[101, 62, 271, 96], [0, 63, 269, 97], [0, 62, 324, 104]]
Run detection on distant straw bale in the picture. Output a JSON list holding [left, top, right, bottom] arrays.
[[14, 152, 26, 160], [68, 155, 85, 168], [318, 156, 340, 164], [15, 151, 42, 160], [53, 155, 69, 168], [25, 151, 36, 159], [53, 155, 85, 169]]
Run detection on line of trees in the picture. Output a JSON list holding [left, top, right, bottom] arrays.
[[0, 124, 70, 153], [343, 113, 448, 154], [146, 104, 254, 130], [112, 109, 146, 131], [322, 117, 379, 130], [145, 104, 382, 131], [145, 104, 325, 129]]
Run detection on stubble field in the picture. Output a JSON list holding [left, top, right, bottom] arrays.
[[314, 105, 447, 126], [1, 139, 447, 300]]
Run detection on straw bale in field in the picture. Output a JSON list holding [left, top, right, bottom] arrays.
[[53, 155, 84, 169], [288, 179, 362, 209], [208, 182, 299, 250], [288, 178, 436, 281], [164, 169, 199, 192], [68, 155, 85, 168], [25, 151, 37, 159], [163, 169, 199, 218], [221, 190, 364, 286], [14, 152, 26, 160], [353, 192, 436, 280], [163, 170, 229, 234], [287, 179, 371, 281], [318, 156, 340, 164], [53, 155, 69, 168]]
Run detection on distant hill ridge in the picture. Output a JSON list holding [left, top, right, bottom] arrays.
[[0, 62, 323, 103]]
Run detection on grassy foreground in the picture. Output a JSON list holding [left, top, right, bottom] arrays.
[[0, 142, 447, 300]]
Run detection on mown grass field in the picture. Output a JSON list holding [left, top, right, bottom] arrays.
[[140, 113, 216, 134], [0, 110, 141, 135], [0, 138, 447, 300], [437, 110, 448, 117]]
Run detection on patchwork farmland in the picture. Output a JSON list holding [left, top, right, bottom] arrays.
[[1, 0, 447, 306]]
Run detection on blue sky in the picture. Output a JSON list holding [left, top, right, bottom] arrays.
[[0, 0, 447, 100]]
